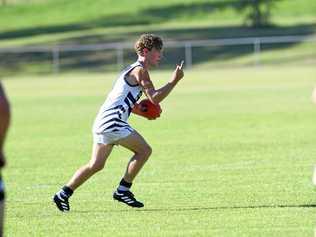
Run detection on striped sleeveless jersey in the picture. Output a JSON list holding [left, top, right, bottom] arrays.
[[92, 61, 143, 134]]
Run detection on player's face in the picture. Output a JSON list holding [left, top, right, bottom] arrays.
[[147, 48, 162, 67]]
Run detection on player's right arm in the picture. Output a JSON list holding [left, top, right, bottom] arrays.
[[134, 62, 184, 104]]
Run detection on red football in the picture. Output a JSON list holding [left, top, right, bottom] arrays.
[[138, 99, 162, 119]]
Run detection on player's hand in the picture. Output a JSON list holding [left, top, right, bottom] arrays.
[[132, 100, 161, 120], [172, 60, 184, 83]]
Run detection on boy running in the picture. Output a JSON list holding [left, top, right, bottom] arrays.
[[53, 33, 184, 211]]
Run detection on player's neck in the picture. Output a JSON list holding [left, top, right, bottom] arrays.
[[137, 56, 149, 70]]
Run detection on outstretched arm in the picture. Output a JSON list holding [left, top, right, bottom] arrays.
[[135, 61, 184, 104]]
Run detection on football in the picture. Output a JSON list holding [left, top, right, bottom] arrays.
[[138, 99, 162, 119]]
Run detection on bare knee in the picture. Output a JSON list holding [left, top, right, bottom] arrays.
[[145, 145, 152, 157], [137, 144, 152, 160], [87, 161, 105, 173]]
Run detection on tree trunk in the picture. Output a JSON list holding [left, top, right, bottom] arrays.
[[253, 1, 262, 27]]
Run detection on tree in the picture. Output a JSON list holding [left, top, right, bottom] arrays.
[[236, 0, 278, 27]]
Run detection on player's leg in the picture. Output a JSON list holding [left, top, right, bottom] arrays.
[[66, 143, 114, 190], [53, 143, 113, 212], [0, 177, 5, 237], [118, 130, 152, 183], [113, 130, 152, 208]]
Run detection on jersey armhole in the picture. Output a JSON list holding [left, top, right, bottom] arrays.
[[124, 65, 142, 87]]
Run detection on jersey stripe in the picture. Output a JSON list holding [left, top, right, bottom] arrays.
[[92, 61, 143, 134]]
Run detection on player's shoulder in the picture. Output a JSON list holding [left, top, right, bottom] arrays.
[[130, 66, 150, 81], [132, 65, 147, 74]]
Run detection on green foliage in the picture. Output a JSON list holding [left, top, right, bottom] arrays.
[[235, 0, 278, 27]]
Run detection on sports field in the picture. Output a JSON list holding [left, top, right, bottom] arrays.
[[2, 65, 316, 236]]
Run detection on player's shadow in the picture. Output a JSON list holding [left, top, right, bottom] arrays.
[[73, 203, 316, 214], [139, 204, 316, 212]]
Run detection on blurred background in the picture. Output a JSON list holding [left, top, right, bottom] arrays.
[[0, 0, 315, 76]]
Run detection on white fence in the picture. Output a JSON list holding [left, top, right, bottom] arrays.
[[0, 35, 315, 74]]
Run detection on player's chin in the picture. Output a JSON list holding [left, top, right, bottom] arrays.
[[150, 61, 160, 68]]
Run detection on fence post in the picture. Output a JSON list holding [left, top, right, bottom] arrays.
[[116, 45, 124, 70], [254, 38, 261, 67], [185, 42, 192, 69], [52, 46, 60, 74]]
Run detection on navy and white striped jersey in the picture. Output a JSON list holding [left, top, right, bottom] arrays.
[[92, 61, 143, 134]]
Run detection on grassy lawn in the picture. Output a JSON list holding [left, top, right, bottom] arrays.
[[0, 0, 315, 47], [0, 0, 315, 76], [2, 65, 316, 236]]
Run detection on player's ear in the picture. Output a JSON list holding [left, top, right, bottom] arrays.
[[143, 48, 149, 56]]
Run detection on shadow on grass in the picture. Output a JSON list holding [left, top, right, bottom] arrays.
[[140, 204, 316, 212], [0, 1, 235, 40], [73, 203, 316, 214], [0, 1, 315, 75], [1, 23, 315, 77], [0, 0, 294, 41]]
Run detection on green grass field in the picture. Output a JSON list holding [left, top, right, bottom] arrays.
[[2, 65, 316, 236], [0, 0, 315, 48]]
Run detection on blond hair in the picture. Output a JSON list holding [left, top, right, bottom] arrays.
[[134, 34, 163, 56]]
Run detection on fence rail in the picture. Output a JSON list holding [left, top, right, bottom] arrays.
[[0, 35, 315, 74]]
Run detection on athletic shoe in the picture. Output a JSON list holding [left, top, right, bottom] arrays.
[[113, 190, 144, 208], [53, 192, 70, 212]]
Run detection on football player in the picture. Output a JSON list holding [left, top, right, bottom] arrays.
[[53, 34, 184, 211]]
